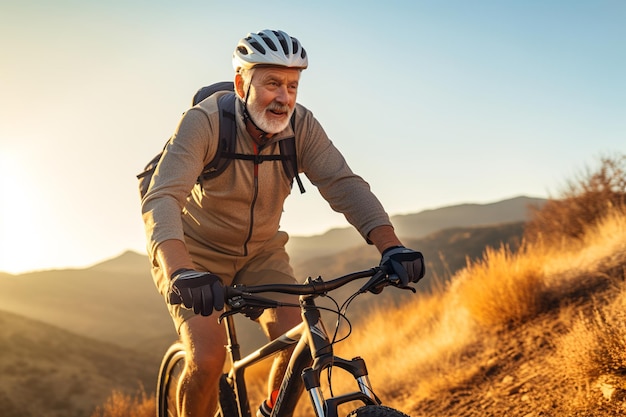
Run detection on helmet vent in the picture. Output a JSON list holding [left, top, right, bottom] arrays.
[[274, 31, 290, 55], [248, 40, 266, 54], [259, 32, 278, 52]]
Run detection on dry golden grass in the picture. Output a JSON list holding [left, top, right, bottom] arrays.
[[454, 242, 549, 328], [90, 387, 153, 417], [95, 154, 626, 416], [95, 207, 626, 416]]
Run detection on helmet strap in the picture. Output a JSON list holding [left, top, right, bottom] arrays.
[[242, 77, 271, 144]]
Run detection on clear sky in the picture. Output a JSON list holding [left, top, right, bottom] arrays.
[[1, 0, 624, 274]]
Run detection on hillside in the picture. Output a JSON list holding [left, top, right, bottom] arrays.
[[0, 309, 155, 417], [0, 251, 176, 360], [386, 207, 626, 416]]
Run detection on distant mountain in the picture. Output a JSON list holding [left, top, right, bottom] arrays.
[[286, 195, 545, 263], [293, 221, 525, 282], [0, 309, 154, 417]]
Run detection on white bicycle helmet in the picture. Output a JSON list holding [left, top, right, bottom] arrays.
[[232, 29, 308, 72]]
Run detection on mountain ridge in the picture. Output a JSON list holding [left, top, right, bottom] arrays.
[[285, 195, 544, 263]]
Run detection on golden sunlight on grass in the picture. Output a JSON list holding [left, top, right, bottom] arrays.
[[94, 154, 626, 416], [94, 206, 626, 416], [90, 388, 153, 417], [454, 243, 549, 328]]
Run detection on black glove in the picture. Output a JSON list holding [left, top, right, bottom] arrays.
[[380, 246, 425, 287], [168, 269, 225, 316]]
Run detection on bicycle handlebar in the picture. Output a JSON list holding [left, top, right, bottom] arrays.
[[219, 265, 408, 319], [224, 266, 384, 299], [169, 264, 411, 318]]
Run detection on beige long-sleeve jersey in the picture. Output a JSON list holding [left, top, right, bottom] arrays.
[[141, 92, 393, 265]]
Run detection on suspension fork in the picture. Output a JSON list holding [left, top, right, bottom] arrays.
[[298, 296, 379, 417]]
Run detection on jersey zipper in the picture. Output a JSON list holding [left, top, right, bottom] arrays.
[[243, 142, 260, 256]]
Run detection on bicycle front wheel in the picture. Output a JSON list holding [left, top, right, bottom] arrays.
[[156, 342, 186, 417], [347, 405, 410, 417]]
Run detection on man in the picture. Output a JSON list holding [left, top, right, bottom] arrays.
[[141, 29, 425, 417]]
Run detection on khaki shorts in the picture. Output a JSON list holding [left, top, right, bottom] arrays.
[[152, 231, 297, 332]]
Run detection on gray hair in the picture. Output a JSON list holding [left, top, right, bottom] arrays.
[[236, 67, 255, 101]]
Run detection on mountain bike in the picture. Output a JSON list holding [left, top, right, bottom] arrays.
[[156, 264, 415, 417]]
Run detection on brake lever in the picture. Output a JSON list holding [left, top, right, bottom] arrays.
[[358, 269, 388, 294], [217, 295, 254, 323], [359, 270, 417, 294], [217, 309, 239, 323], [388, 274, 417, 293], [218, 294, 281, 323]]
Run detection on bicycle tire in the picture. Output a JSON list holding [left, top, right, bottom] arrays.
[[346, 405, 410, 417], [216, 374, 239, 417], [156, 342, 186, 417]]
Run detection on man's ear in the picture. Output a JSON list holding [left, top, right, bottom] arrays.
[[234, 73, 245, 99]]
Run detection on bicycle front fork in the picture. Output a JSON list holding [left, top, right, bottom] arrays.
[[303, 356, 379, 417]]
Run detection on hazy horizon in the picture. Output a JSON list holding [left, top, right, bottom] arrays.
[[0, 194, 542, 275]]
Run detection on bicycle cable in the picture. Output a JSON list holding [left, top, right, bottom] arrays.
[[325, 286, 376, 397]]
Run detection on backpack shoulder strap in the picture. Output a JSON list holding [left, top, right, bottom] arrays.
[[198, 93, 237, 180], [279, 115, 305, 193]]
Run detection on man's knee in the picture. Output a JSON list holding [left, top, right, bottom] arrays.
[[259, 306, 301, 340], [180, 315, 227, 373]]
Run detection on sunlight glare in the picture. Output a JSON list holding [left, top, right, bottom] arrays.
[[0, 149, 45, 274]]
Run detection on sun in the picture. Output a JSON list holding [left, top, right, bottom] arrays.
[[0, 149, 47, 274]]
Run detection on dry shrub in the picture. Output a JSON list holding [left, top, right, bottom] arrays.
[[90, 387, 154, 417], [525, 153, 626, 247], [592, 295, 626, 377], [456, 243, 548, 328], [553, 286, 626, 410]]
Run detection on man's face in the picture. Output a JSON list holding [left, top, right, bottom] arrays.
[[246, 66, 300, 134]]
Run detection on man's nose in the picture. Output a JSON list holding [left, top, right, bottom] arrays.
[[275, 85, 289, 103]]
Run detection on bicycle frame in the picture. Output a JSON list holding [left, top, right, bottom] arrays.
[[221, 292, 380, 417]]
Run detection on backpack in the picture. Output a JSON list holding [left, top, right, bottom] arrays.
[[137, 81, 305, 199]]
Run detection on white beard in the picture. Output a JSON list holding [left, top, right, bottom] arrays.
[[247, 100, 294, 134]]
